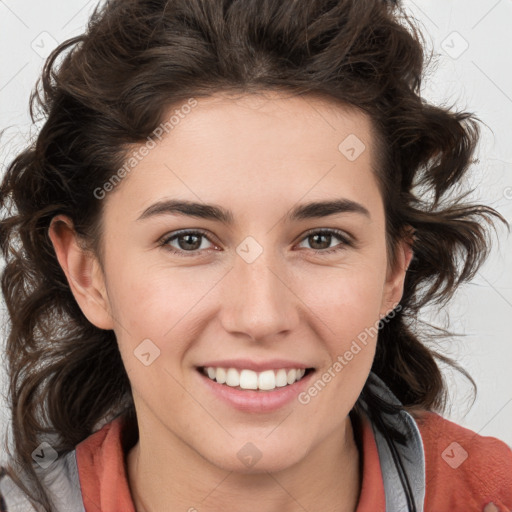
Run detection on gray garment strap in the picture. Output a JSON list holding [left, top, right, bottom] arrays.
[[40, 450, 85, 512], [0, 450, 85, 512], [361, 372, 426, 512]]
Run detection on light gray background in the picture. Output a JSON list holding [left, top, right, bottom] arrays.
[[0, 0, 511, 463]]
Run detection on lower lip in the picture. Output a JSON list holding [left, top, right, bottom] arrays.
[[198, 370, 315, 413]]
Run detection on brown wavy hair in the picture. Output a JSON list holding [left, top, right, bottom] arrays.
[[0, 0, 506, 509]]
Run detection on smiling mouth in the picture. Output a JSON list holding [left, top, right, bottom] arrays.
[[199, 366, 315, 391]]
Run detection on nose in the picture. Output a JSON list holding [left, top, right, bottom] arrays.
[[219, 245, 301, 342]]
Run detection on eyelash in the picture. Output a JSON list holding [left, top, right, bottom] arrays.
[[158, 228, 354, 257]]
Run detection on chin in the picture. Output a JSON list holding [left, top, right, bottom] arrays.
[[203, 436, 310, 475]]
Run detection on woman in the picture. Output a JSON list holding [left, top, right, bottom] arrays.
[[0, 0, 510, 510]]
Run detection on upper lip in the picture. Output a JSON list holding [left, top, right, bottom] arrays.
[[198, 359, 313, 372]]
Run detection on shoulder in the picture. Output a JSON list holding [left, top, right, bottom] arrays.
[[0, 467, 38, 511], [0, 449, 86, 512], [0, 417, 130, 512], [413, 410, 512, 509]]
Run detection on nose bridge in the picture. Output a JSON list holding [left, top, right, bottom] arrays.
[[220, 237, 299, 340]]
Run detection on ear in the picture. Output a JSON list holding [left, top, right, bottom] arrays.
[[48, 215, 114, 330], [380, 232, 414, 317]]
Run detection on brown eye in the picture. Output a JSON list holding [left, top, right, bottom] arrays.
[[297, 229, 352, 254], [308, 233, 334, 250], [160, 230, 216, 256], [174, 233, 203, 251]]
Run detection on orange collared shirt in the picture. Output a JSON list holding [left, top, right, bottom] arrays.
[[75, 411, 512, 511]]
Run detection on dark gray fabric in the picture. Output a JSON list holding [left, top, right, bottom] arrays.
[[362, 372, 426, 511]]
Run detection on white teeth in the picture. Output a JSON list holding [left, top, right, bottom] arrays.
[[286, 369, 297, 385], [203, 366, 309, 391], [239, 369, 258, 390], [275, 369, 288, 387], [226, 368, 240, 387], [258, 370, 275, 390], [216, 367, 227, 384]]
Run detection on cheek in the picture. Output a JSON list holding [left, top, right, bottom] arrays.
[[107, 261, 210, 329], [295, 270, 384, 421], [300, 263, 386, 341], [105, 266, 207, 411], [105, 261, 226, 371]]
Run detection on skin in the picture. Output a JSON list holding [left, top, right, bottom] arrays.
[[49, 90, 414, 512]]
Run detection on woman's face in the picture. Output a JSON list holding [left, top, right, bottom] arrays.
[[62, 91, 411, 473]]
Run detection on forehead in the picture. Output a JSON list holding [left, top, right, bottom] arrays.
[[164, 90, 375, 160], [105, 91, 382, 220]]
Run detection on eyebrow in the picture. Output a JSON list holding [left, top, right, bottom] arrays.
[[136, 198, 370, 224]]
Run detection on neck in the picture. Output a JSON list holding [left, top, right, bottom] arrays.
[[127, 413, 361, 512]]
